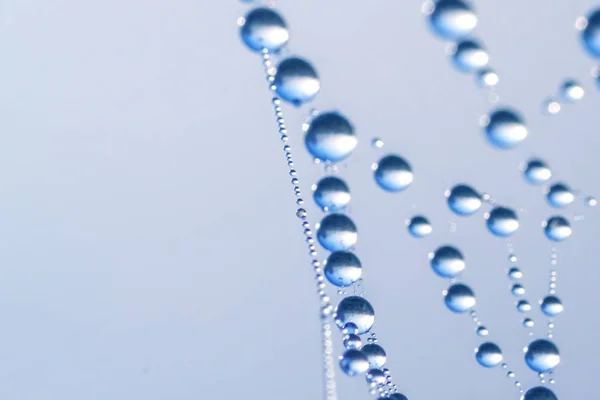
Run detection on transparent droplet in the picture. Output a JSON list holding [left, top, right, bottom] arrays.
[[542, 99, 561, 115], [366, 368, 387, 386], [525, 339, 560, 373], [408, 215, 433, 238], [476, 68, 499, 87], [546, 183, 575, 208], [540, 295, 564, 317], [305, 112, 357, 163], [476, 326, 489, 337], [324, 251, 363, 287], [371, 138, 384, 148], [523, 159, 552, 185], [430, 245, 466, 278], [522, 386, 558, 400], [516, 299, 532, 313], [523, 318, 535, 328], [344, 334, 362, 350], [362, 343, 387, 369], [484, 108, 528, 149], [585, 196, 597, 207], [452, 39, 489, 73], [543, 216, 572, 242], [582, 9, 600, 58], [317, 214, 358, 251], [339, 349, 370, 376], [486, 206, 519, 237], [561, 80, 585, 102], [446, 184, 482, 216], [240, 8, 289, 53], [511, 284, 525, 296], [445, 283, 476, 313], [314, 176, 351, 212], [475, 342, 503, 368], [334, 296, 375, 334], [509, 254, 518, 263], [508, 267, 523, 280], [274, 57, 320, 106], [428, 0, 478, 40], [374, 154, 414, 192]]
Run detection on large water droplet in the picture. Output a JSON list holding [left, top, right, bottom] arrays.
[[387, 394, 409, 400], [314, 176, 351, 212], [486, 206, 519, 237], [429, 0, 478, 40], [475, 342, 503, 368], [274, 57, 320, 106], [240, 8, 289, 53], [543, 216, 572, 242], [561, 80, 585, 102], [541, 295, 564, 317], [339, 349, 370, 376], [484, 108, 528, 149], [525, 339, 560, 373], [508, 267, 523, 280], [445, 283, 476, 313], [523, 159, 552, 185], [408, 215, 433, 238], [374, 154, 414, 192], [546, 183, 575, 208], [522, 386, 558, 400], [305, 112, 357, 163], [452, 39, 489, 73], [582, 9, 600, 58], [317, 214, 358, 251], [430, 245, 466, 278], [446, 184, 482, 216], [335, 296, 375, 334], [344, 334, 362, 350], [324, 251, 362, 287], [362, 343, 387, 369]]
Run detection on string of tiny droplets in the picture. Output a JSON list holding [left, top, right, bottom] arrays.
[[261, 49, 339, 400], [506, 241, 536, 337]]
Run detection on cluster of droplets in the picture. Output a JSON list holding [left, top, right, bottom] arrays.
[[505, 252, 535, 334], [541, 80, 584, 115], [239, 4, 410, 399]]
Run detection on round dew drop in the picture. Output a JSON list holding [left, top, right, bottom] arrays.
[[374, 154, 414, 192], [317, 213, 358, 252], [523, 159, 552, 185], [408, 215, 433, 238], [430, 245, 466, 278], [446, 184, 482, 216], [339, 349, 369, 376], [273, 57, 320, 106], [486, 206, 519, 237], [484, 108, 528, 149], [240, 8, 289, 53], [475, 342, 503, 368], [445, 283, 476, 313], [334, 296, 375, 335], [428, 0, 478, 41], [543, 216, 572, 242], [452, 39, 489, 73], [522, 386, 558, 400], [305, 112, 357, 163], [525, 339, 560, 373], [361, 343, 387, 369], [313, 176, 351, 212]]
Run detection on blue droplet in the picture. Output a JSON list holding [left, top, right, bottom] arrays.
[[274, 57, 320, 106], [335, 296, 375, 334], [317, 214, 358, 251], [429, 0, 478, 40], [522, 386, 558, 400], [305, 112, 357, 163], [546, 183, 575, 208], [543, 216, 572, 242], [525, 339, 560, 373], [408, 215, 433, 238], [445, 283, 476, 313], [476, 342, 503, 368], [324, 251, 362, 287], [484, 108, 528, 149], [430, 245, 466, 278], [240, 8, 289, 53], [446, 184, 482, 216], [582, 9, 600, 58], [486, 206, 519, 237], [314, 176, 351, 212], [374, 154, 414, 192], [452, 40, 489, 73]]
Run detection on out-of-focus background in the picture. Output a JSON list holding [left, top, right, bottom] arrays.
[[0, 1, 598, 399]]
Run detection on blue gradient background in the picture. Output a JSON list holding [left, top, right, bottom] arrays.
[[0, 1, 598, 399]]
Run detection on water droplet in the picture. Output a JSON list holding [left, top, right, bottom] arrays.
[[543, 216, 572, 242], [540, 295, 564, 317], [274, 57, 320, 106], [317, 214, 358, 251], [509, 254, 518, 263], [305, 112, 357, 163], [561, 80, 585, 102], [475, 342, 503, 368], [445, 283, 476, 313], [511, 284, 526, 296], [476, 68, 500, 87], [522, 386, 558, 400], [343, 322, 359, 335], [371, 138, 385, 148], [523, 318, 535, 328], [486, 206, 519, 237], [428, 0, 477, 40], [314, 176, 351, 212], [452, 39, 489, 73], [339, 349, 370, 376], [335, 296, 375, 334], [517, 300, 531, 313], [366, 368, 387, 386], [240, 8, 289, 53], [586, 196, 597, 207], [296, 208, 307, 219], [408, 215, 433, 238], [582, 9, 600, 58], [343, 334, 362, 350], [542, 99, 561, 115], [362, 343, 387, 369], [476, 326, 489, 336], [546, 183, 575, 208], [525, 339, 560, 373], [324, 251, 363, 287], [523, 159, 552, 185], [374, 154, 414, 192], [430, 245, 466, 278], [387, 394, 409, 400], [508, 267, 523, 280], [446, 184, 482, 216], [484, 108, 528, 149]]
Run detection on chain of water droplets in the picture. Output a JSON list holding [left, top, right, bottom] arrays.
[[260, 50, 338, 400]]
